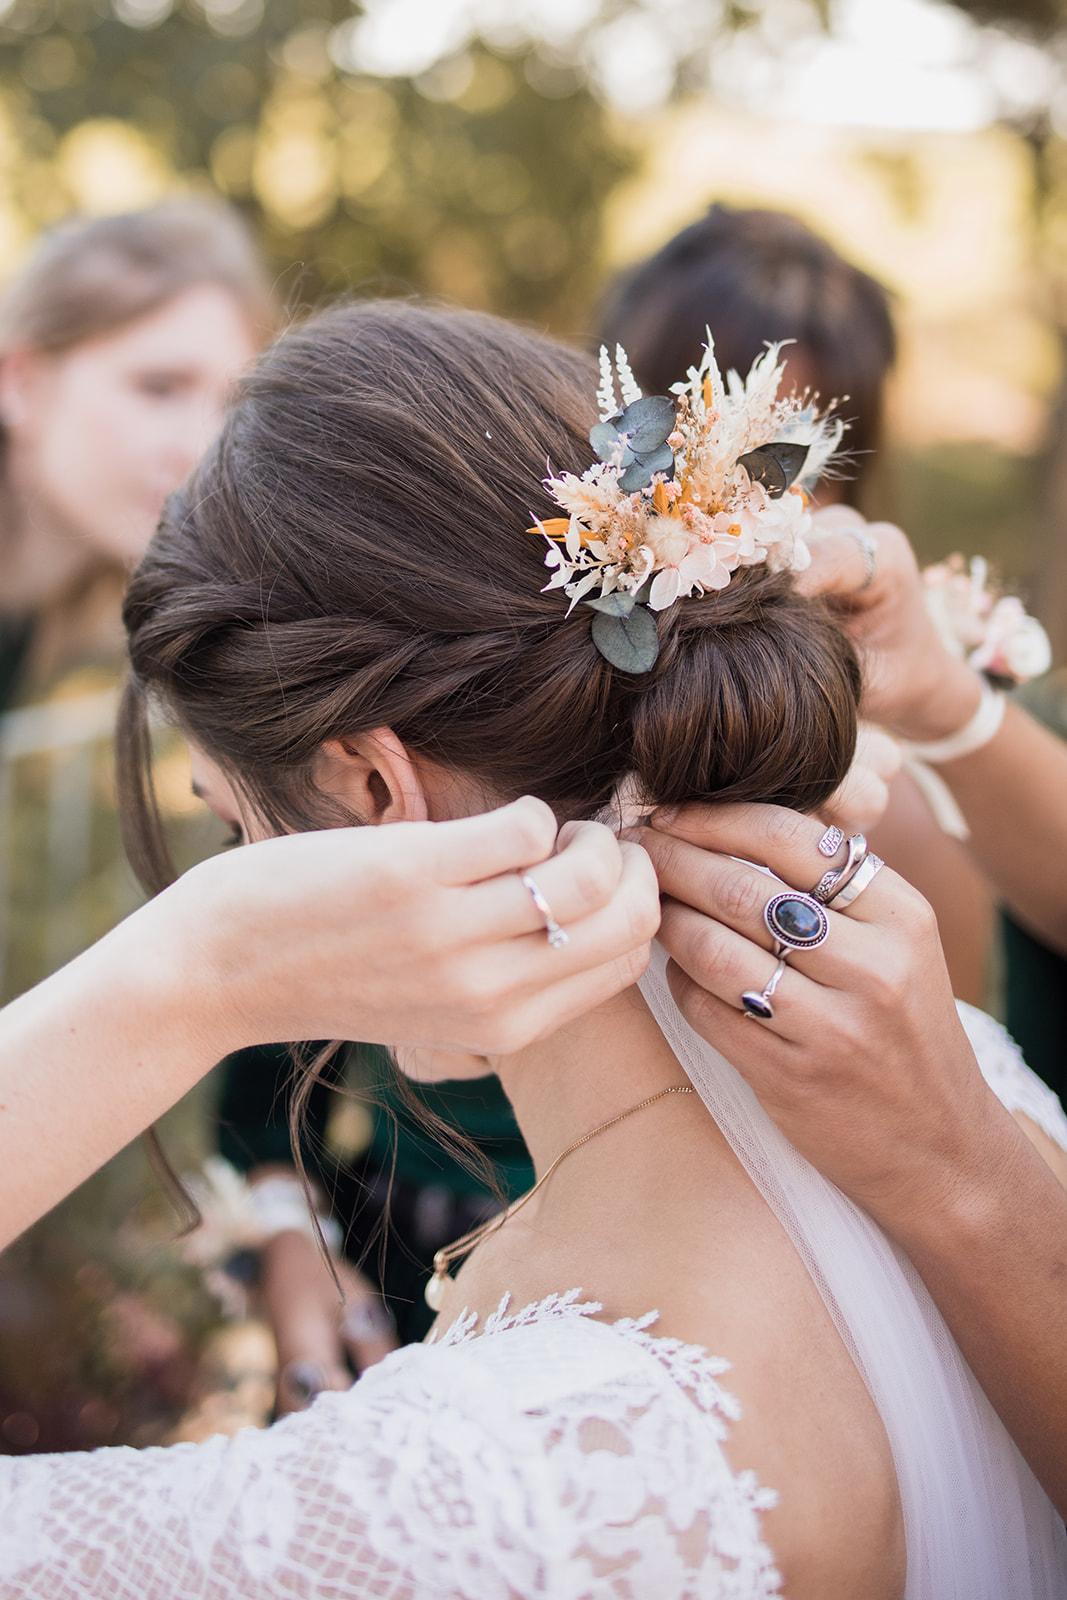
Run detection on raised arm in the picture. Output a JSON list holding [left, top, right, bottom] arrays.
[[643, 802, 1067, 1516], [0, 800, 658, 1248], [801, 516, 1067, 955]]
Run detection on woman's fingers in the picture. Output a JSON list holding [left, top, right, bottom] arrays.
[[819, 727, 902, 836], [463, 841, 660, 1004], [495, 941, 657, 1053], [426, 795, 559, 886], [335, 1262, 398, 1375], [459, 819, 629, 941], [645, 804, 898, 927], [665, 958, 798, 1077], [658, 898, 820, 1038]]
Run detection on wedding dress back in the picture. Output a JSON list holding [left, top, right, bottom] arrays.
[[640, 945, 1067, 1598], [0, 966, 1064, 1598]]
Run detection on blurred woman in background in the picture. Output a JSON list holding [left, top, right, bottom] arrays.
[[598, 202, 998, 1008], [0, 199, 273, 709]]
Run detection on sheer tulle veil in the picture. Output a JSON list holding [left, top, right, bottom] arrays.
[[639, 944, 1067, 1600]]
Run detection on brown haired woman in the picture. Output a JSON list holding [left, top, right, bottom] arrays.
[[0, 199, 272, 707], [0, 301, 1063, 1598]]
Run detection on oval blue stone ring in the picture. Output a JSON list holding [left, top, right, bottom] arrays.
[[763, 890, 830, 953]]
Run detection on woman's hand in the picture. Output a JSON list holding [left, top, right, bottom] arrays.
[[259, 1230, 398, 1416], [819, 724, 902, 837], [640, 799, 1067, 1514], [803, 510, 983, 742], [637, 801, 1008, 1228], [177, 798, 660, 1059]]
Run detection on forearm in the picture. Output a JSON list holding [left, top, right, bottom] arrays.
[[0, 881, 237, 1248], [890, 1110, 1067, 1516]]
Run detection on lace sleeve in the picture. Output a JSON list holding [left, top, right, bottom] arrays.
[[0, 1317, 780, 1600], [0, 1362, 552, 1599], [957, 1000, 1067, 1153]]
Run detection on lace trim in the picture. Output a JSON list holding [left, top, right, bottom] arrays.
[[435, 1288, 752, 1442], [434, 1287, 782, 1597]]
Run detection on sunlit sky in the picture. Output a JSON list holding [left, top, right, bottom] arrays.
[[346, 0, 1054, 129]]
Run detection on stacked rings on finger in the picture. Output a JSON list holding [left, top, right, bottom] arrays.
[[812, 832, 867, 903], [828, 852, 884, 910], [521, 873, 570, 949]]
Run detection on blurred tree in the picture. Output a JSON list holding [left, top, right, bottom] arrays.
[[0, 1, 637, 331], [942, 0, 1067, 652]]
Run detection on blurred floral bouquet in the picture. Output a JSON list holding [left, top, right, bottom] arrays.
[[923, 555, 1051, 686]]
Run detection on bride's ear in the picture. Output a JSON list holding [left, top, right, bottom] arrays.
[[317, 729, 429, 824]]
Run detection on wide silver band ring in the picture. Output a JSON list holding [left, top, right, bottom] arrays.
[[812, 832, 867, 903], [827, 852, 884, 911], [521, 872, 570, 949], [763, 890, 830, 953]]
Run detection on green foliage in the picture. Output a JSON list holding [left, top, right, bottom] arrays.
[[941, 0, 1066, 31], [0, 2, 635, 327]]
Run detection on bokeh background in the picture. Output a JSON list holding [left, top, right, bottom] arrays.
[[1, 0, 1065, 1452]]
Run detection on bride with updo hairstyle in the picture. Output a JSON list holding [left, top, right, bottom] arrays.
[[0, 302, 1062, 1600]]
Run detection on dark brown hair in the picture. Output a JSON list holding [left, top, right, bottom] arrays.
[[597, 205, 896, 506], [120, 298, 859, 878], [118, 299, 860, 1244]]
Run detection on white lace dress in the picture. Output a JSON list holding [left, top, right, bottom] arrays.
[[0, 1003, 1062, 1600]]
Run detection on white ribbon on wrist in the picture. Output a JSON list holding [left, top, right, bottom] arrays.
[[902, 680, 1006, 840], [248, 1175, 343, 1255], [903, 679, 1006, 765]]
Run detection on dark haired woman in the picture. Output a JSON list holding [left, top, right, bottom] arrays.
[[0, 303, 1063, 1598], [598, 203, 997, 1009]]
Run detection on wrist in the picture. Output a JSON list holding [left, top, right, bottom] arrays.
[[893, 661, 984, 743], [877, 1094, 1022, 1258], [139, 860, 256, 1059]]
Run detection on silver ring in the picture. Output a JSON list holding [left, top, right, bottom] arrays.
[[812, 832, 867, 902], [817, 825, 845, 859], [741, 955, 788, 1021], [763, 890, 830, 952], [341, 1298, 396, 1345], [827, 852, 884, 911], [521, 873, 570, 949], [846, 527, 878, 592]]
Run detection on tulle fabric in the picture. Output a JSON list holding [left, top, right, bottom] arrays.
[[639, 945, 1067, 1599]]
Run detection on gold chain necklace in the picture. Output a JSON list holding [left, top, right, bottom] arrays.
[[424, 1083, 696, 1310]]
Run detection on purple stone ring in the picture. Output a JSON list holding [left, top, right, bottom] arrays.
[[763, 890, 830, 953]]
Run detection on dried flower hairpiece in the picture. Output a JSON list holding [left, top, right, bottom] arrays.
[[527, 335, 846, 672]]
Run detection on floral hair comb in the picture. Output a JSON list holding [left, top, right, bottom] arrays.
[[528, 335, 846, 672]]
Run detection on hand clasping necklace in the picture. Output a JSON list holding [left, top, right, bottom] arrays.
[[424, 1083, 696, 1310]]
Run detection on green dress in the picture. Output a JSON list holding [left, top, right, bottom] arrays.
[[1002, 670, 1067, 1106], [216, 1042, 533, 1344]]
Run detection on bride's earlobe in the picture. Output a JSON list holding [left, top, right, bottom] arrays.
[[318, 729, 429, 825]]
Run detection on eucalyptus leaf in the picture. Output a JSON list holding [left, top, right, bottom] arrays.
[[589, 420, 619, 461], [639, 442, 676, 477], [618, 395, 676, 452], [737, 441, 809, 499], [586, 590, 636, 617], [590, 603, 660, 673], [619, 458, 654, 493]]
